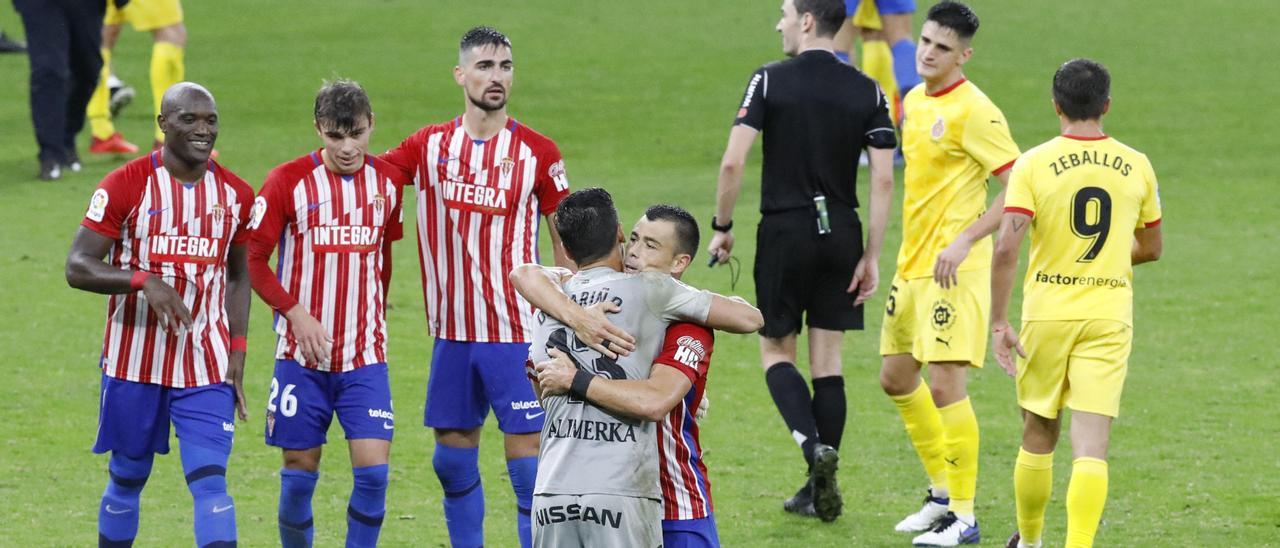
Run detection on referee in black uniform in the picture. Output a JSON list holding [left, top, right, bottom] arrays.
[[706, 0, 896, 523]]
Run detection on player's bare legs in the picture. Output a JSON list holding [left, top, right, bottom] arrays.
[[762, 333, 842, 521]]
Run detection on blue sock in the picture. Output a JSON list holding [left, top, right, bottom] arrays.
[[180, 441, 237, 548], [346, 464, 388, 548], [507, 456, 537, 548], [835, 50, 851, 64], [891, 38, 920, 95], [99, 453, 154, 547], [433, 444, 484, 548], [279, 469, 318, 548]]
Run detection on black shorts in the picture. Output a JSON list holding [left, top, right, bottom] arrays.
[[754, 206, 864, 338]]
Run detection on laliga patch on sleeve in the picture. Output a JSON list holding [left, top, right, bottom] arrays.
[[86, 188, 109, 222], [549, 160, 569, 192], [248, 196, 267, 229]]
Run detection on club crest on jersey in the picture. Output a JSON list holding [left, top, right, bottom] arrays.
[[442, 178, 513, 215], [500, 156, 515, 176], [372, 193, 386, 214], [210, 203, 226, 225], [931, 116, 946, 140], [150, 235, 222, 264]]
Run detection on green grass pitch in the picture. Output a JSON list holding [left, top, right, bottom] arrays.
[[0, 0, 1275, 545]]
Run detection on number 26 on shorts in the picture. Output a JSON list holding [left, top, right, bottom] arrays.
[[267, 378, 298, 417]]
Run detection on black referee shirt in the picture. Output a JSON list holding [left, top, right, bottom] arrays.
[[734, 49, 896, 214]]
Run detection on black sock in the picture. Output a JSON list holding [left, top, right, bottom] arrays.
[[766, 362, 820, 467], [811, 375, 847, 451]]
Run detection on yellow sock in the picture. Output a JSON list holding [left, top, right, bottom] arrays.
[[861, 39, 900, 124], [890, 381, 948, 490], [1066, 457, 1108, 548], [150, 41, 185, 142], [1014, 447, 1054, 545], [88, 47, 115, 140], [938, 397, 979, 517]]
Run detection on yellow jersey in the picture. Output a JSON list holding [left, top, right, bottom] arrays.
[[1004, 134, 1162, 325], [897, 79, 1021, 279]]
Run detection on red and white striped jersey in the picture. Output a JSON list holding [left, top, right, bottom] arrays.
[[247, 151, 404, 372], [381, 117, 570, 343], [653, 322, 716, 521], [80, 152, 253, 388]]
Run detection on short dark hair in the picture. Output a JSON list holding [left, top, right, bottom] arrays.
[[460, 26, 512, 54], [1053, 58, 1111, 121], [926, 1, 980, 40], [643, 205, 700, 259], [314, 79, 372, 132], [555, 188, 619, 266], [794, 0, 846, 38]]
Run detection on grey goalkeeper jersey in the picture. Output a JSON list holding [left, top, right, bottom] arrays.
[[531, 267, 712, 500]]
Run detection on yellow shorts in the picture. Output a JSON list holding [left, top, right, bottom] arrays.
[[851, 0, 883, 30], [879, 269, 990, 367], [104, 0, 183, 31], [1017, 320, 1132, 419]]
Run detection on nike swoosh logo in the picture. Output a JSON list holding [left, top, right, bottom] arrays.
[[383, 422, 394, 430], [525, 411, 545, 420], [146, 208, 167, 216], [212, 504, 234, 514], [104, 504, 132, 514]]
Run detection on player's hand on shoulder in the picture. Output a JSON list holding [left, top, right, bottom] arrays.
[[847, 255, 879, 306], [933, 237, 972, 289], [284, 304, 333, 366], [707, 231, 734, 265], [535, 348, 576, 396], [141, 274, 193, 333], [570, 302, 635, 359], [990, 322, 1025, 377]]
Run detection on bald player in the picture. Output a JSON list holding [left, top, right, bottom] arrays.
[[66, 82, 253, 547]]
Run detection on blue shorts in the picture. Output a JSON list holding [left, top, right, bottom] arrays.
[[93, 374, 236, 458], [846, 0, 916, 16], [264, 360, 394, 450], [424, 340, 543, 434], [663, 515, 721, 548]]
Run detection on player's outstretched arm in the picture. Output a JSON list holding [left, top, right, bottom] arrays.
[[708, 125, 759, 264], [990, 211, 1029, 376], [65, 227, 193, 332], [935, 169, 1014, 289], [703, 294, 764, 334], [509, 263, 636, 358], [535, 349, 692, 422], [849, 146, 896, 305], [224, 243, 251, 420], [1132, 225, 1163, 266]]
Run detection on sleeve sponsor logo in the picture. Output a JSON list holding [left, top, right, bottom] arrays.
[[248, 196, 267, 230], [741, 72, 762, 108], [86, 188, 109, 222], [548, 160, 569, 192], [672, 335, 706, 368]]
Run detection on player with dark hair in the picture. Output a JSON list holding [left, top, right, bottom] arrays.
[[247, 79, 404, 548], [514, 189, 761, 547], [523, 204, 733, 546], [64, 82, 252, 547], [877, 2, 1020, 545], [994, 58, 1162, 548], [708, 0, 897, 523], [381, 25, 573, 548]]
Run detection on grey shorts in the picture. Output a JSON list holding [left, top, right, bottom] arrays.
[[532, 493, 662, 548]]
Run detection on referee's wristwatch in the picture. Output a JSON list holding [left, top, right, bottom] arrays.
[[711, 216, 733, 233]]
